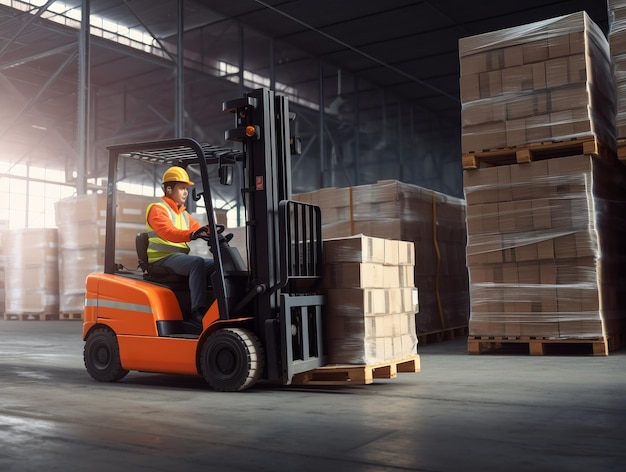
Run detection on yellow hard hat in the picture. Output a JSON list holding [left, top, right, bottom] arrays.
[[162, 166, 194, 186]]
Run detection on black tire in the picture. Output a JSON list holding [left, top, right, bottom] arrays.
[[200, 328, 264, 392], [84, 326, 129, 382]]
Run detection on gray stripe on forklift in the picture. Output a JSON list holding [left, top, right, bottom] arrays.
[[85, 298, 153, 313]]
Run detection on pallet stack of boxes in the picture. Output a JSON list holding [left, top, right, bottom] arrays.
[[54, 193, 157, 317], [459, 11, 615, 155], [609, 0, 626, 154], [4, 228, 59, 320], [293, 180, 469, 340], [0, 221, 8, 316], [464, 156, 626, 348], [321, 234, 419, 364], [460, 11, 626, 353]]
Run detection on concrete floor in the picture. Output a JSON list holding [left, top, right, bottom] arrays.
[[0, 320, 625, 472]]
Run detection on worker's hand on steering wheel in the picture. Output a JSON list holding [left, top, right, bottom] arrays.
[[190, 226, 210, 241]]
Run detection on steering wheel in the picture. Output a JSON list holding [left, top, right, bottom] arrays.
[[199, 224, 229, 246]]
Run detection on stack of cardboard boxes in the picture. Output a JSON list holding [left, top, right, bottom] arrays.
[[0, 221, 7, 316], [322, 234, 418, 364], [460, 11, 626, 344], [464, 155, 626, 340], [608, 0, 626, 168], [54, 193, 157, 315], [459, 11, 615, 154], [4, 228, 59, 318], [609, 0, 626, 141], [293, 180, 469, 338]]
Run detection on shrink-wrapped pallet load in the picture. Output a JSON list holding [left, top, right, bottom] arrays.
[[0, 220, 8, 315], [294, 180, 469, 339], [459, 9, 626, 355], [54, 193, 157, 314], [322, 234, 419, 364], [4, 228, 59, 319], [609, 0, 626, 140], [459, 11, 615, 154], [464, 154, 626, 350]]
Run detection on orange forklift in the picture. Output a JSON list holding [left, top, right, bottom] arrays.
[[83, 88, 325, 391]]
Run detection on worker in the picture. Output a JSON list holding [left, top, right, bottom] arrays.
[[145, 166, 213, 327]]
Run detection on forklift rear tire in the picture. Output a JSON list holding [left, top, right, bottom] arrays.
[[84, 326, 129, 382], [200, 328, 264, 392]]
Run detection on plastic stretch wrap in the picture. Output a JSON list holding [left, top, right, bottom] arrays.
[[464, 154, 626, 339], [4, 229, 59, 315], [320, 234, 418, 364], [294, 180, 469, 340], [459, 11, 615, 153], [608, 0, 626, 138], [54, 193, 157, 313], [0, 226, 8, 313]]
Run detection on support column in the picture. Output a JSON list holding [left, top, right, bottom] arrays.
[[269, 38, 275, 90], [238, 23, 244, 95], [398, 103, 404, 182], [318, 61, 325, 188], [175, 0, 184, 138], [353, 75, 360, 186], [77, 0, 90, 195]]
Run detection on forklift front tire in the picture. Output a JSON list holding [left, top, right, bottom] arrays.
[[84, 326, 129, 382], [200, 327, 264, 392]]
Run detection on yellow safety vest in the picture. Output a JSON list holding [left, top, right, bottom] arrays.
[[146, 202, 191, 264]]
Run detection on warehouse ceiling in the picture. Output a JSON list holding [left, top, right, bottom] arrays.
[[192, 0, 610, 123], [0, 0, 611, 192]]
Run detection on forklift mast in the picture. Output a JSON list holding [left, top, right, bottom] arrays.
[[223, 88, 325, 382]]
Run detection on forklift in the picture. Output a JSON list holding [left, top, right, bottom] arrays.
[[83, 88, 325, 391]]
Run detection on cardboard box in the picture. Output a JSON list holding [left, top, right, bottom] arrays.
[[5, 265, 58, 291], [323, 262, 385, 289], [6, 228, 58, 267], [460, 73, 481, 102], [480, 70, 503, 97], [462, 122, 507, 153], [504, 45, 524, 68], [5, 289, 59, 315], [384, 265, 415, 288], [398, 240, 416, 266], [54, 193, 156, 225], [57, 221, 145, 251]]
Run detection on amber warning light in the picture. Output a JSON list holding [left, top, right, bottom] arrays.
[[245, 126, 257, 137]]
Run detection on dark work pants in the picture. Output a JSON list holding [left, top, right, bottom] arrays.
[[153, 253, 214, 315]]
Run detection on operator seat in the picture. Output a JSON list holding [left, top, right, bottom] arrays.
[[135, 232, 188, 283]]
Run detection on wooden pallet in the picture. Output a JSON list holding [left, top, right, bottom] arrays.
[[290, 355, 421, 385], [59, 312, 83, 321], [467, 335, 615, 356], [418, 326, 468, 345], [463, 136, 614, 170], [3, 313, 60, 321]]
